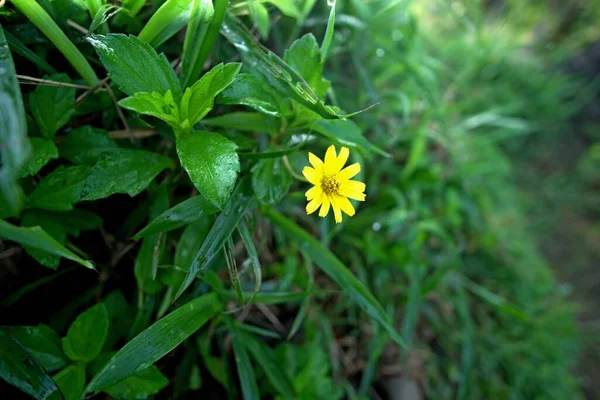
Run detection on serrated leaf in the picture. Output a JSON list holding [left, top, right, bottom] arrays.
[[19, 138, 58, 178], [180, 63, 242, 126], [86, 293, 222, 392], [176, 131, 240, 209], [62, 303, 109, 362], [251, 157, 292, 205], [29, 73, 75, 138], [28, 165, 92, 211], [88, 34, 182, 98], [6, 325, 68, 373], [218, 73, 283, 116], [53, 364, 85, 400], [0, 219, 94, 269], [59, 126, 119, 165], [119, 91, 180, 126], [80, 149, 174, 201], [134, 195, 218, 239]]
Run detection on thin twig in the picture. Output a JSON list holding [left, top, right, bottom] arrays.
[[66, 19, 88, 35], [256, 303, 287, 334], [76, 76, 110, 105], [17, 75, 100, 90], [283, 155, 308, 182], [103, 81, 130, 131], [109, 129, 157, 139]]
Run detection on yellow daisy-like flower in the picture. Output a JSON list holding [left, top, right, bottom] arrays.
[[302, 145, 366, 224]]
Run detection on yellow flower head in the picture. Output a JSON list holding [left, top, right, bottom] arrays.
[[302, 145, 366, 224]]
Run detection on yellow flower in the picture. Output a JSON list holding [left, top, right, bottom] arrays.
[[302, 145, 366, 223]]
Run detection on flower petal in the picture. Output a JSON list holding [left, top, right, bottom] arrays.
[[308, 152, 324, 170], [319, 196, 331, 217], [302, 166, 321, 185], [339, 184, 366, 201], [341, 180, 366, 193], [338, 163, 361, 180], [335, 195, 355, 217], [324, 145, 337, 174], [334, 147, 350, 172], [305, 186, 321, 200], [306, 194, 323, 215], [330, 196, 343, 223]]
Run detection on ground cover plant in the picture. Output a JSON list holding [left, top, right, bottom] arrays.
[[0, 0, 597, 399]]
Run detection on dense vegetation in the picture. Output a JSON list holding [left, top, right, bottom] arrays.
[[1, 0, 597, 399]]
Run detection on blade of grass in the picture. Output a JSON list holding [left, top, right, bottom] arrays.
[[320, 0, 336, 63], [137, 0, 194, 48], [4, 30, 56, 74], [237, 220, 261, 292], [180, 0, 215, 88]]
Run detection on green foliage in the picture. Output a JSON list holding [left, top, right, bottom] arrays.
[[28, 73, 75, 138], [62, 303, 109, 362]]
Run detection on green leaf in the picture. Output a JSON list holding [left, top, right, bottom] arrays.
[[29, 73, 75, 138], [173, 176, 254, 300], [251, 157, 292, 205], [21, 210, 67, 269], [264, 209, 405, 347], [88, 4, 122, 35], [265, 0, 301, 19], [248, 1, 270, 40], [320, 0, 336, 63], [0, 219, 94, 269], [137, 0, 195, 48], [80, 149, 174, 201], [88, 34, 181, 98], [53, 364, 85, 400], [0, 328, 63, 400], [86, 293, 222, 392], [238, 220, 261, 291], [59, 126, 119, 165], [62, 303, 109, 362], [134, 195, 218, 239], [5, 325, 68, 373], [0, 25, 30, 217], [284, 34, 329, 98], [180, 0, 215, 88], [239, 141, 305, 159], [218, 73, 282, 116], [104, 365, 169, 400], [231, 333, 260, 400], [176, 130, 240, 209], [175, 218, 213, 271], [237, 330, 295, 398], [19, 138, 59, 178], [180, 63, 242, 126], [202, 112, 279, 133], [4, 30, 57, 74], [119, 91, 180, 126], [28, 165, 92, 211]]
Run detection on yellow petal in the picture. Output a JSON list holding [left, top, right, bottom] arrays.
[[319, 196, 331, 217], [338, 163, 361, 180], [334, 147, 350, 172], [339, 184, 366, 201], [330, 196, 343, 223], [306, 194, 323, 215], [302, 166, 321, 185], [335, 195, 355, 217], [341, 180, 366, 193], [305, 186, 321, 200], [308, 152, 324, 170], [324, 145, 337, 174]]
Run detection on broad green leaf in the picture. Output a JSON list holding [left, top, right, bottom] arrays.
[[284, 34, 329, 98], [137, 0, 195, 48], [29, 73, 75, 138], [176, 130, 240, 209], [203, 112, 279, 133], [265, 209, 405, 347], [174, 177, 254, 300], [231, 333, 260, 400], [119, 91, 180, 126], [19, 138, 58, 178], [53, 364, 85, 400], [134, 195, 218, 239], [248, 0, 270, 40], [80, 149, 174, 201], [0, 25, 30, 217], [312, 119, 387, 156], [59, 126, 119, 165], [0, 219, 94, 269], [6, 325, 67, 372], [180, 0, 215, 88], [0, 329, 63, 400], [88, 34, 182, 98], [21, 210, 67, 269], [180, 63, 242, 126], [218, 73, 282, 116], [104, 365, 168, 399], [62, 303, 109, 362], [238, 330, 295, 398], [28, 165, 91, 211], [251, 157, 292, 205], [86, 293, 222, 392]]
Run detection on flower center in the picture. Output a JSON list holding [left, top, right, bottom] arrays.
[[321, 174, 340, 195]]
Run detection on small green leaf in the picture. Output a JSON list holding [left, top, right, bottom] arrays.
[[88, 34, 181, 98], [265, 209, 405, 347], [251, 157, 292, 205], [176, 130, 240, 209], [134, 195, 218, 239], [62, 303, 109, 362], [21, 210, 66, 269], [119, 91, 180, 126], [248, 1, 270, 40], [29, 73, 75, 138], [88, 4, 122, 35], [53, 364, 85, 400], [218, 73, 283, 116], [0, 219, 94, 269], [80, 149, 174, 201], [19, 138, 58, 178], [28, 165, 92, 211], [174, 176, 254, 300], [6, 325, 67, 372], [265, 0, 301, 19], [284, 34, 329, 98], [0, 329, 63, 400], [59, 126, 119, 165], [104, 365, 169, 399], [86, 293, 222, 392], [180, 63, 242, 126]]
